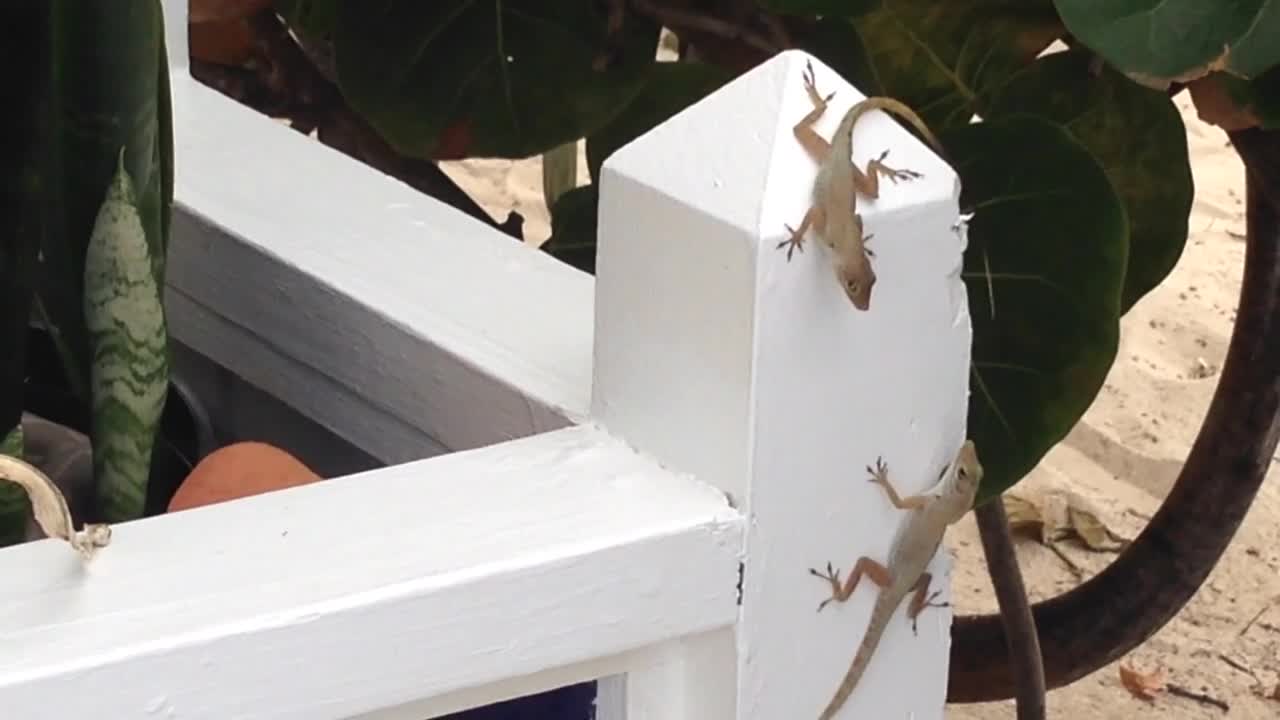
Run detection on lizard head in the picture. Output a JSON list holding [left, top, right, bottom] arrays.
[[836, 253, 875, 310], [950, 439, 983, 507], [835, 215, 876, 310]]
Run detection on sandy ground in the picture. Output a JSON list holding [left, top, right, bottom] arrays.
[[439, 94, 1280, 716]]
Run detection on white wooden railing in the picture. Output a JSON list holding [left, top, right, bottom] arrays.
[[0, 2, 973, 718]]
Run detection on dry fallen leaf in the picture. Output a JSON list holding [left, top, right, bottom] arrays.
[[1119, 663, 1166, 702], [1064, 497, 1129, 551], [0, 453, 111, 559], [1005, 488, 1129, 551], [1003, 492, 1049, 542]]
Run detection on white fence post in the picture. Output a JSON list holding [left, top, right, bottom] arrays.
[[162, 0, 188, 70], [591, 49, 972, 718]]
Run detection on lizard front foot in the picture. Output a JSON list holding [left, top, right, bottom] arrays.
[[777, 224, 805, 261], [808, 561, 844, 612], [802, 60, 836, 107], [867, 456, 890, 486]]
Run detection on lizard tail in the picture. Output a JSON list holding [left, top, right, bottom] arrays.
[[853, 96, 946, 159], [817, 592, 900, 720]]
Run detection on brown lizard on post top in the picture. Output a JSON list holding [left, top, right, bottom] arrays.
[[778, 60, 946, 311], [809, 440, 982, 719]]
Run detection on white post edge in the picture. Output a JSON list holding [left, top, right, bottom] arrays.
[[591, 49, 971, 718], [162, 0, 188, 70]]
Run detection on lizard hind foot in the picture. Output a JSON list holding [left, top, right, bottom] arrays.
[[910, 591, 951, 635], [808, 561, 844, 612], [924, 589, 950, 610], [871, 148, 924, 184]]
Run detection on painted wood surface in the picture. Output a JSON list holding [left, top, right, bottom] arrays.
[[0, 425, 741, 719], [593, 51, 971, 719], [165, 76, 593, 462], [0, 2, 974, 716]]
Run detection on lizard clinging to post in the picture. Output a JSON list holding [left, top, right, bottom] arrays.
[[809, 440, 982, 719], [778, 60, 946, 311]]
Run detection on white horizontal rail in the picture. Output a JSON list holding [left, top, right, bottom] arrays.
[[0, 425, 742, 720], [165, 72, 594, 463]]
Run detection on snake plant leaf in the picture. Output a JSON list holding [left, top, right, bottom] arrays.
[[0, 428, 26, 546], [83, 150, 169, 523], [38, 0, 169, 406]]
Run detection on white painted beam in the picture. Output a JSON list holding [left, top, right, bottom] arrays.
[[592, 50, 970, 718], [165, 74, 594, 462], [0, 425, 742, 720]]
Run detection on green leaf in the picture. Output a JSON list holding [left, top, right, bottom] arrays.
[[1225, 4, 1280, 81], [0, 427, 26, 547], [275, 0, 337, 39], [947, 116, 1128, 506], [986, 49, 1192, 313], [1054, 0, 1280, 86], [852, 0, 1063, 130], [84, 151, 169, 523], [586, 61, 732, 182], [156, 38, 174, 278], [334, 1, 661, 159], [0, 0, 50, 547], [756, 0, 879, 15], [543, 184, 600, 274], [39, 0, 171, 405]]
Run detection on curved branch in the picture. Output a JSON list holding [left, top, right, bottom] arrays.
[[948, 126, 1280, 701]]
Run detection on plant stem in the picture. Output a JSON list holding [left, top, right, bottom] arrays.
[[947, 127, 1280, 701], [974, 498, 1046, 719]]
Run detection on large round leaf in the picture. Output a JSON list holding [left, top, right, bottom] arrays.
[[586, 61, 732, 182], [945, 116, 1127, 505], [334, 1, 661, 160], [986, 49, 1192, 313], [790, 15, 882, 99], [756, 0, 879, 15], [1054, 0, 1280, 86], [851, 0, 1063, 131]]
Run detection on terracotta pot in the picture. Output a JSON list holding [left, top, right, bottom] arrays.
[[188, 0, 274, 24], [168, 441, 322, 512]]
